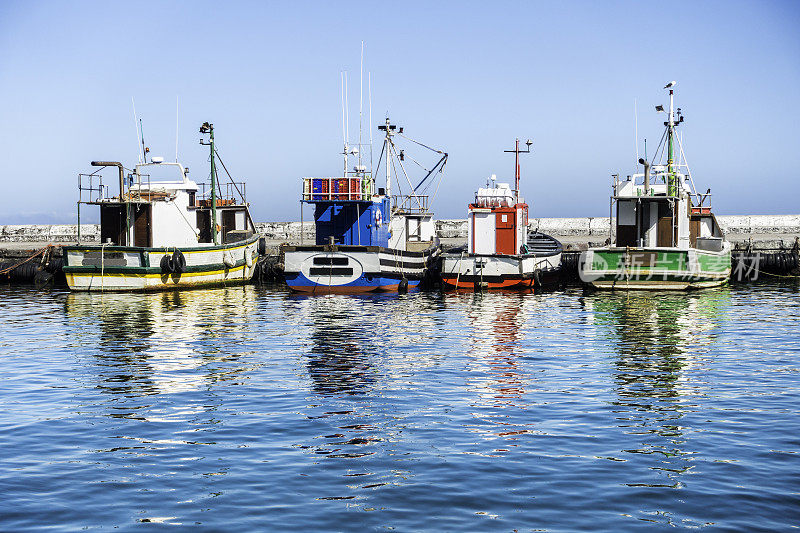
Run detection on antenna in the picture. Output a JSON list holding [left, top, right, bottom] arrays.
[[139, 118, 147, 164], [358, 41, 364, 170], [175, 95, 179, 162], [131, 97, 142, 163], [341, 71, 347, 174], [345, 72, 350, 164], [369, 71, 373, 176], [634, 98, 639, 169]]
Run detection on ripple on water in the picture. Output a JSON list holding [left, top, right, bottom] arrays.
[[0, 282, 798, 530]]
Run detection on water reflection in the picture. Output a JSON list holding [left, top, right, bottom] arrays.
[[298, 295, 378, 396], [451, 291, 538, 453], [64, 287, 260, 409], [590, 290, 729, 488]]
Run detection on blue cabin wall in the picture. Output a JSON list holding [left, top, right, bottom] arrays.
[[312, 199, 389, 246]]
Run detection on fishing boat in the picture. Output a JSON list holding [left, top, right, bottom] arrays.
[[441, 139, 562, 290], [579, 82, 731, 290], [282, 117, 448, 293], [63, 122, 261, 291]]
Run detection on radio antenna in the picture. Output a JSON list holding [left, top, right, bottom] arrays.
[[175, 96, 179, 162], [132, 97, 142, 163], [358, 41, 364, 170]]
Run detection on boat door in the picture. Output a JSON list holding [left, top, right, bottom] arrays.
[[495, 209, 517, 254], [222, 210, 236, 242], [133, 204, 152, 247]]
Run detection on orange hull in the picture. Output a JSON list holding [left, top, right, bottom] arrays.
[[441, 275, 534, 291]]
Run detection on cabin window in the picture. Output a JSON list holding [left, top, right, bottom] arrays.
[[189, 191, 196, 207]]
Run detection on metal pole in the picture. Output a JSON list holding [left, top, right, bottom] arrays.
[[210, 126, 218, 245], [515, 138, 520, 202]]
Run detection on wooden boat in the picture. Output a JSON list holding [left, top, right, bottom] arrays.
[[579, 82, 731, 290], [441, 139, 562, 290], [63, 122, 260, 291]]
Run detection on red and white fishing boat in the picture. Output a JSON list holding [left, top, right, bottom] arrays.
[[441, 139, 562, 290]]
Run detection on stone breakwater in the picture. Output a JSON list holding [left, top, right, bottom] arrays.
[[1, 215, 799, 251]]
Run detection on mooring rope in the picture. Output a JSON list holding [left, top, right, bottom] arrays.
[[0, 245, 55, 277]]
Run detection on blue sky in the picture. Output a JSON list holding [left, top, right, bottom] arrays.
[[1, 1, 798, 223]]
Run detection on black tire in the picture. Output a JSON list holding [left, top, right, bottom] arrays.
[[258, 237, 267, 257], [160, 254, 175, 274], [398, 277, 409, 294], [172, 250, 186, 274]]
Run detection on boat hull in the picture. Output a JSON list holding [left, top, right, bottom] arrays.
[[579, 245, 731, 290], [282, 244, 435, 294], [63, 236, 260, 291], [441, 252, 561, 291]]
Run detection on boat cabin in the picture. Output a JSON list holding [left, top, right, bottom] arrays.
[[613, 164, 724, 252], [81, 158, 255, 248], [468, 176, 528, 255], [302, 174, 390, 247]]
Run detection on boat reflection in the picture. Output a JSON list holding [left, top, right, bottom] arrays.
[[288, 293, 444, 505], [64, 287, 260, 411], [588, 289, 729, 487], [303, 296, 378, 396], [452, 291, 539, 451]]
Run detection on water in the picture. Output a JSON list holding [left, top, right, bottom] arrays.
[[0, 282, 798, 531]]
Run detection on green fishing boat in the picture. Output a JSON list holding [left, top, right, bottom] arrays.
[[580, 82, 731, 290]]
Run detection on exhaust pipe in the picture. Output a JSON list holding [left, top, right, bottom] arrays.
[[638, 157, 650, 195], [91, 161, 125, 199]]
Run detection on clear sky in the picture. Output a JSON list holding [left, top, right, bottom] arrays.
[[1, 0, 798, 224]]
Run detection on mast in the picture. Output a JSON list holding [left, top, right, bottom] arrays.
[[514, 138, 520, 202], [381, 117, 393, 198], [200, 122, 218, 245], [210, 126, 218, 245], [504, 138, 532, 203], [385, 118, 392, 197], [667, 85, 676, 196]]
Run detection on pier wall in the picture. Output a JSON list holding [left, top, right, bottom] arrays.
[[1, 214, 799, 251]]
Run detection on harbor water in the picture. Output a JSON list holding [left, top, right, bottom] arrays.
[[0, 283, 798, 530]]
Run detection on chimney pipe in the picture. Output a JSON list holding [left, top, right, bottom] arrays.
[[91, 161, 125, 199], [638, 157, 650, 195]]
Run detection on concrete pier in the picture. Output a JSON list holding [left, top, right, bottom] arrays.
[[2, 215, 798, 255]]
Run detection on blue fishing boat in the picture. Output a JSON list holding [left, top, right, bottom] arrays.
[[283, 117, 447, 293]]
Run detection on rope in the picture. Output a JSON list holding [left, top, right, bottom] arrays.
[[757, 270, 800, 279], [454, 251, 464, 288], [0, 245, 55, 277], [397, 133, 444, 155], [100, 242, 107, 292]]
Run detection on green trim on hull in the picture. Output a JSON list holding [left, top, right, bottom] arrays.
[[581, 246, 731, 291]]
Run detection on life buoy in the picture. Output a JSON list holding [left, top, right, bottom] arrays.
[[172, 249, 186, 274], [375, 209, 382, 226]]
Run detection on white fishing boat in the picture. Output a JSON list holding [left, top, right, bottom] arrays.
[[63, 122, 260, 291], [579, 82, 731, 290], [441, 139, 562, 290]]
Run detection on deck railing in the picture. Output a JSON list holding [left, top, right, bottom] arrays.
[[302, 176, 375, 201], [197, 181, 247, 206]]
